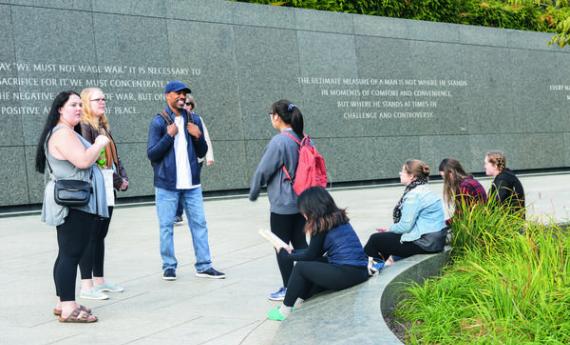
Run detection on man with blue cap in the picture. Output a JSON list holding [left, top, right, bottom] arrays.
[[147, 80, 225, 280]]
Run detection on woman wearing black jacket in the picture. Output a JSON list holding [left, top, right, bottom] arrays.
[[484, 151, 525, 217]]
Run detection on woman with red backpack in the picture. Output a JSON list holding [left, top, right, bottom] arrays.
[[249, 99, 308, 301]]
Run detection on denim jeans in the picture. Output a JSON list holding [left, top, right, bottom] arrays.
[[155, 187, 212, 272]]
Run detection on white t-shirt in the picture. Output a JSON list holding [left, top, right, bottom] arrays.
[[173, 115, 196, 189]]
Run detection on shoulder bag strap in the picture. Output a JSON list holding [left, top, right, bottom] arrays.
[[159, 110, 173, 126], [281, 131, 302, 145], [280, 132, 302, 181]]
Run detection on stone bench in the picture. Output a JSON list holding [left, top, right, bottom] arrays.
[[272, 250, 450, 345]]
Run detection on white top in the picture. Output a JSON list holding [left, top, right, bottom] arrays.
[[198, 120, 214, 164], [174, 115, 194, 189]]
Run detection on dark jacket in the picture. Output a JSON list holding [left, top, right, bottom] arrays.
[[489, 169, 525, 216], [279, 223, 368, 268], [79, 122, 128, 191], [146, 106, 207, 190]]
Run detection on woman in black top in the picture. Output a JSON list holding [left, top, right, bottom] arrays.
[[484, 151, 525, 217]]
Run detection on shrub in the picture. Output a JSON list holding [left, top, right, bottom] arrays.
[[395, 203, 570, 344], [232, 0, 570, 47]]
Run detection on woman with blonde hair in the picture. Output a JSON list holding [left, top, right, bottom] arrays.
[[439, 158, 487, 225], [364, 160, 446, 269], [77, 87, 128, 300], [484, 151, 525, 217]]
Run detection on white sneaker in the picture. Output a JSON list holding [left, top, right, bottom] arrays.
[[94, 282, 124, 293], [80, 288, 109, 300]]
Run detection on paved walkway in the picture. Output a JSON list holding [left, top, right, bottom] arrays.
[[0, 173, 568, 345]]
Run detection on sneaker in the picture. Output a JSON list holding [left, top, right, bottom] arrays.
[[268, 287, 287, 301], [162, 268, 177, 281], [80, 288, 109, 300], [94, 281, 124, 293], [174, 216, 184, 225], [267, 306, 287, 321], [195, 267, 226, 279], [368, 261, 385, 276]]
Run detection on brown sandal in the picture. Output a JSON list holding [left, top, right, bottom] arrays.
[[58, 308, 98, 323], [53, 305, 92, 316]]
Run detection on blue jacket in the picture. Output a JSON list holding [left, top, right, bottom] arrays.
[[146, 106, 207, 190], [390, 184, 446, 242], [281, 223, 368, 268]]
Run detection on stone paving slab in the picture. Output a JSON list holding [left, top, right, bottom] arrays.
[[0, 173, 568, 344]]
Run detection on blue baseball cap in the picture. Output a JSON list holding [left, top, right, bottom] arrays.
[[164, 80, 191, 94]]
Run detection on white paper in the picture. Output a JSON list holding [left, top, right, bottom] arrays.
[[102, 168, 115, 207], [258, 229, 290, 251]]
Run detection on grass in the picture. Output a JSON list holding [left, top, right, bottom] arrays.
[[395, 201, 570, 344]]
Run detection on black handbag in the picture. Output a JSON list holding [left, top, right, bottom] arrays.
[[414, 227, 448, 253], [53, 179, 92, 206]]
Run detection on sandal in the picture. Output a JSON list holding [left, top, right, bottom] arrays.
[[53, 304, 92, 316], [58, 308, 98, 323]]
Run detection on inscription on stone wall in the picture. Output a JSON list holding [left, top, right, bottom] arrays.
[[0, 61, 201, 116], [548, 84, 570, 100], [298, 76, 469, 120]]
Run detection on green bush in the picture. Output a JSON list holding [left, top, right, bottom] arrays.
[[395, 202, 570, 344], [232, 0, 570, 47]]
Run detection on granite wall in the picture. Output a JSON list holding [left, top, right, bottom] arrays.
[[1, 0, 569, 206]]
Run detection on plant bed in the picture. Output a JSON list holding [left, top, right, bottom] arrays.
[[393, 204, 570, 344]]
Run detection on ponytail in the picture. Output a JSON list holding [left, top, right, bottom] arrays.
[[271, 99, 304, 139]]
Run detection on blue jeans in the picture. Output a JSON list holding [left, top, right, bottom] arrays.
[[155, 187, 212, 272], [176, 197, 184, 218]]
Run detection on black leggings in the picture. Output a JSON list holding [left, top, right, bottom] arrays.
[[54, 209, 97, 301], [79, 207, 114, 279], [270, 213, 307, 286], [283, 261, 369, 307], [364, 232, 430, 261]]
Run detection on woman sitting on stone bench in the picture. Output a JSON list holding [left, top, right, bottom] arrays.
[[364, 160, 446, 273], [268, 187, 369, 321]]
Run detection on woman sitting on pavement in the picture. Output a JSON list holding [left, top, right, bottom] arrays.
[[364, 160, 446, 272], [439, 158, 487, 226], [484, 151, 525, 218], [268, 187, 369, 321]]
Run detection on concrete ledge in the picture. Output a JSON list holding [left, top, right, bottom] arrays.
[[272, 250, 450, 345]]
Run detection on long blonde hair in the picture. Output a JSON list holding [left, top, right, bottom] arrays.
[[80, 87, 109, 131]]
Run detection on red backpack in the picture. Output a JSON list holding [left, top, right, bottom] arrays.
[[282, 132, 328, 195]]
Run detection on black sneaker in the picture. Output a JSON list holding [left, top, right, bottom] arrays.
[[174, 216, 184, 225], [195, 267, 226, 279], [162, 268, 176, 281]]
